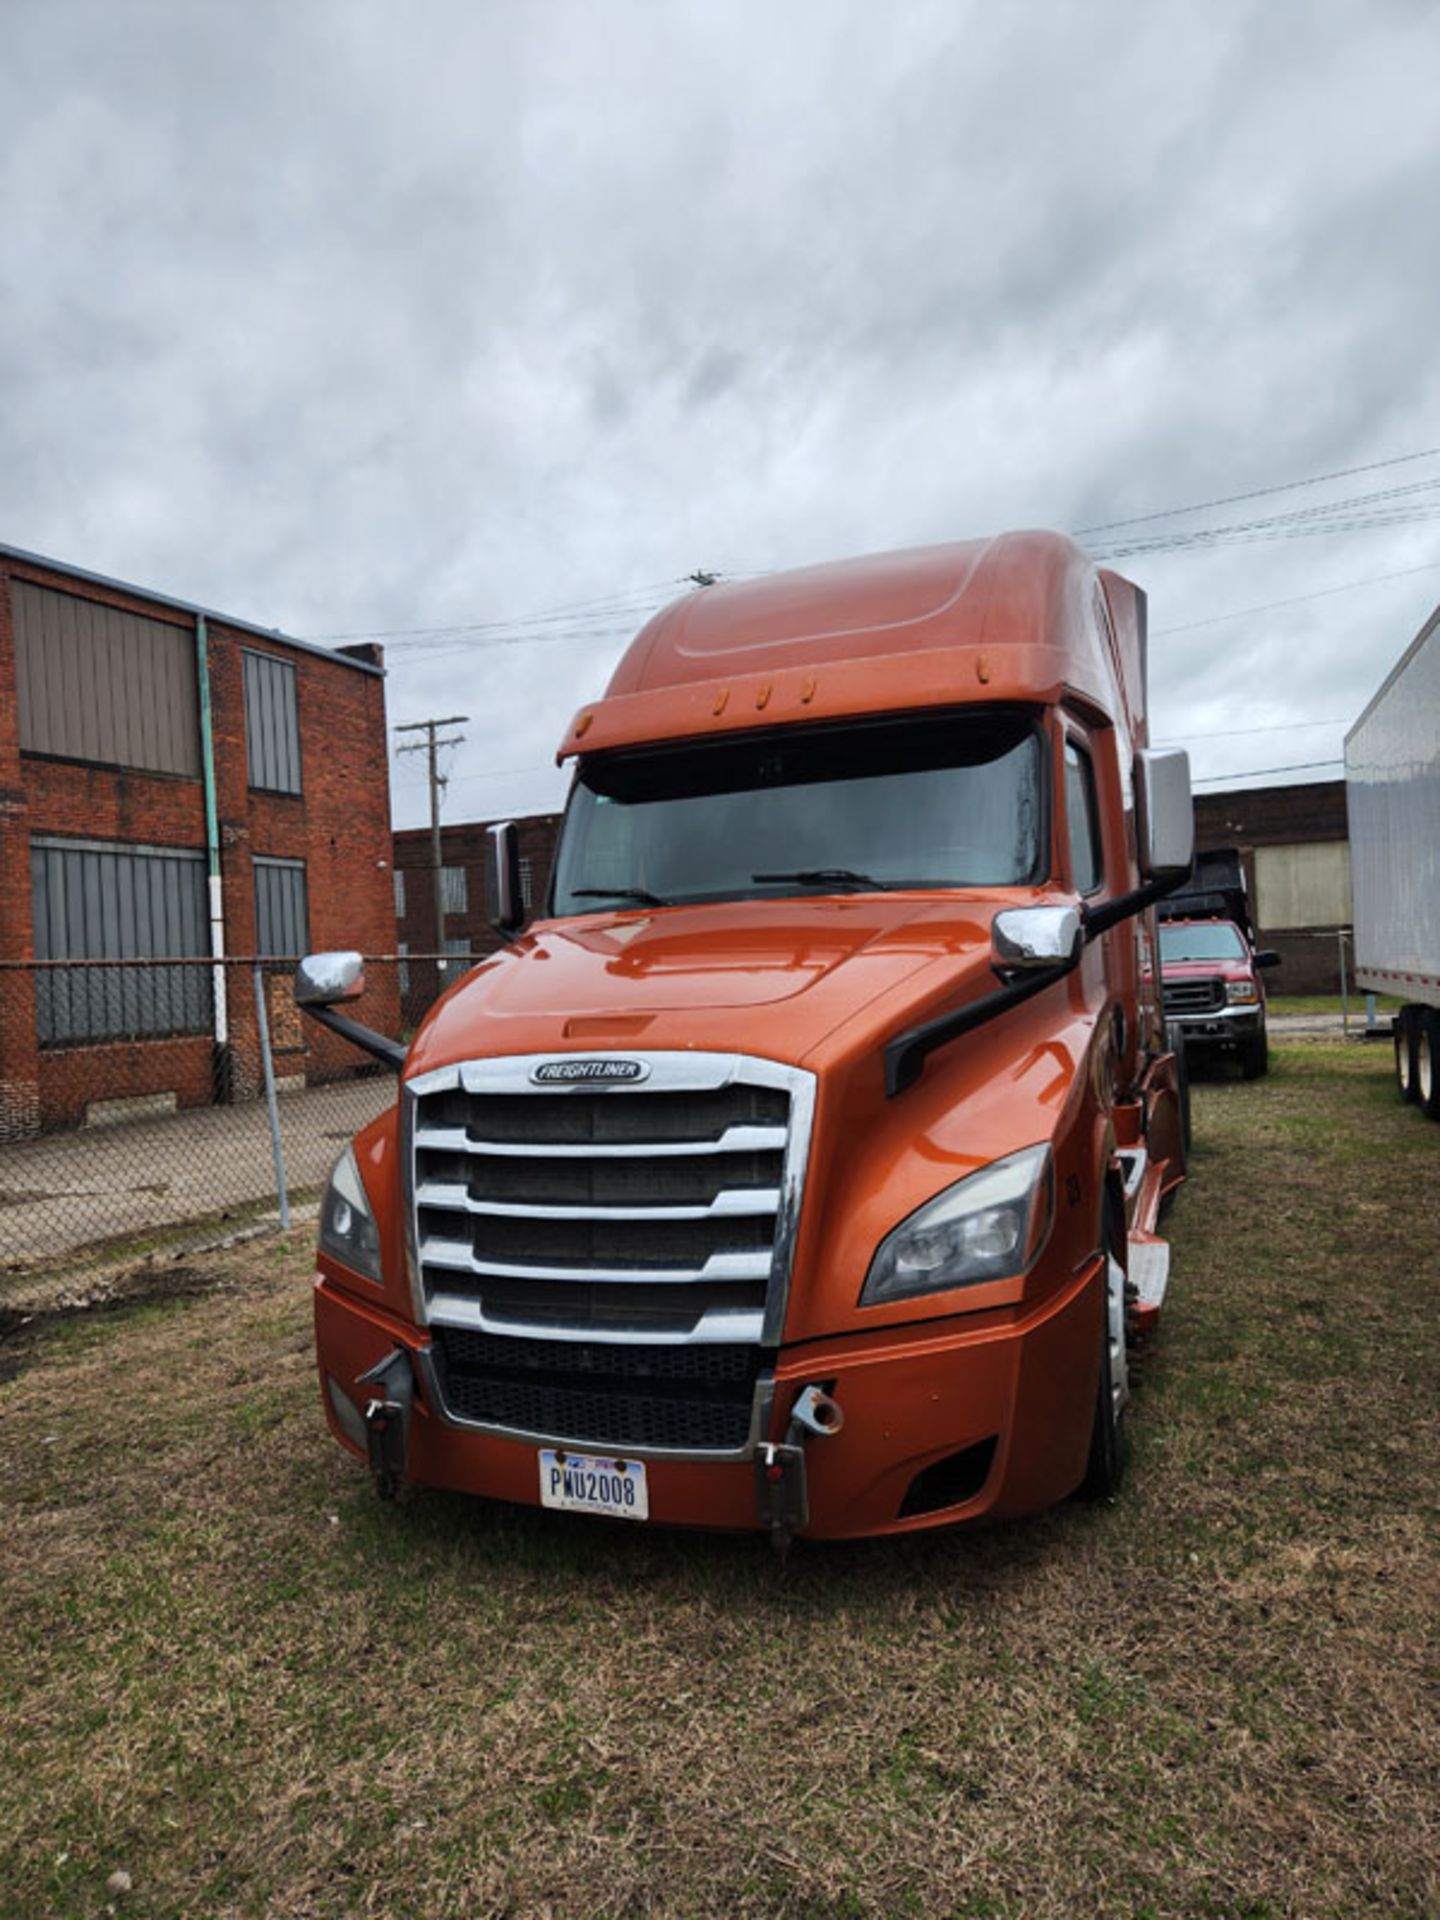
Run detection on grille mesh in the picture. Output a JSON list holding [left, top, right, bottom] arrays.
[[428, 1149, 783, 1206], [441, 1211, 776, 1272], [1163, 978, 1224, 1014], [426, 1083, 787, 1144], [435, 1327, 758, 1451], [462, 1277, 765, 1333]]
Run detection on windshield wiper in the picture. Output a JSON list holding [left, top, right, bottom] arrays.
[[751, 867, 891, 891], [570, 887, 671, 907]]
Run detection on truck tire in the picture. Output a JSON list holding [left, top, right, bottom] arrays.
[[1240, 1024, 1269, 1081], [1418, 1010, 1440, 1121], [1079, 1198, 1128, 1501], [1395, 1009, 1418, 1102]]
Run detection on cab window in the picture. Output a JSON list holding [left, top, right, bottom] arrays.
[[1064, 740, 1103, 895]]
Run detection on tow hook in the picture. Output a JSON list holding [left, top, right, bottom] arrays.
[[755, 1385, 844, 1555], [356, 1348, 414, 1501]]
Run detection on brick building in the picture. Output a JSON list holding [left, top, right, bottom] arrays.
[[0, 542, 397, 1135], [393, 811, 562, 990], [1193, 779, 1351, 993]]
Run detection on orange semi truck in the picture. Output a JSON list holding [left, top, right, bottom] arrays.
[[298, 531, 1194, 1542]]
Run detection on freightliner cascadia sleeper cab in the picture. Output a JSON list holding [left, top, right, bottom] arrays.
[[299, 532, 1194, 1542]]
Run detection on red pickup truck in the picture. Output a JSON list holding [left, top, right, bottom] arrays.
[[1158, 852, 1279, 1079]]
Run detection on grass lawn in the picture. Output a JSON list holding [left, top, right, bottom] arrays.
[[1, 1046, 1436, 1919]]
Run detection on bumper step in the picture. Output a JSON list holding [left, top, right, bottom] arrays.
[[1126, 1232, 1171, 1333]]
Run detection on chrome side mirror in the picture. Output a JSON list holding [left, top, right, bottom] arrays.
[[1135, 748, 1194, 879], [294, 950, 365, 1007], [487, 820, 523, 934], [992, 905, 1083, 974]]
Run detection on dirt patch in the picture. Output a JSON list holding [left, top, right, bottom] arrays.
[[0, 1261, 262, 1385]]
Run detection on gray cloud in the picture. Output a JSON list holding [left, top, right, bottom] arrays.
[[1, 0, 1438, 827]]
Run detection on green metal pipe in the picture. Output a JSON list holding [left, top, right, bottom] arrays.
[[196, 614, 228, 1051]]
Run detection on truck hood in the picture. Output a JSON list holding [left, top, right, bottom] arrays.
[[406, 896, 1008, 1075], [1162, 958, 1255, 983]]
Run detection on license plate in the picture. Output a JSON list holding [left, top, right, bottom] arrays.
[[538, 1449, 649, 1521]]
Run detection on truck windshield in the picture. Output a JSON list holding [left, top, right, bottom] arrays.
[[1160, 922, 1248, 962], [552, 710, 1045, 911]]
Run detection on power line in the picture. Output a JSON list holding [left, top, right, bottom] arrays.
[[1151, 560, 1440, 635], [1190, 757, 1342, 784], [392, 759, 554, 788], [304, 581, 680, 644], [1154, 718, 1349, 743], [1090, 486, 1440, 561], [395, 617, 650, 664], [1075, 443, 1440, 536]]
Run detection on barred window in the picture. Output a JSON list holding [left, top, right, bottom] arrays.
[[253, 857, 310, 958], [440, 865, 468, 915], [393, 868, 406, 917], [243, 651, 302, 794], [519, 856, 534, 909], [29, 835, 212, 1045], [397, 941, 410, 997]]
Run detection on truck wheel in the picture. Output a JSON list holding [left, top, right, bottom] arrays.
[[1418, 1011, 1440, 1121], [1079, 1200, 1128, 1501], [1241, 1025, 1269, 1081], [1395, 1010, 1417, 1102]]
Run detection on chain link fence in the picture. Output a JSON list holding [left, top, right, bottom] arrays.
[[0, 953, 468, 1294]]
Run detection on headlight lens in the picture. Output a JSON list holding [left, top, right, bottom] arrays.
[[860, 1144, 1053, 1306], [1225, 979, 1259, 1005], [319, 1145, 382, 1282]]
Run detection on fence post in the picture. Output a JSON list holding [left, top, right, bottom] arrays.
[[1338, 928, 1350, 1037], [252, 965, 291, 1230]]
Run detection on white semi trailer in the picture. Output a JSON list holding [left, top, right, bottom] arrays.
[[1345, 604, 1440, 1120]]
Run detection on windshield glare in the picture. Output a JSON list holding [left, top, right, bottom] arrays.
[[551, 711, 1045, 912], [1160, 922, 1247, 963]]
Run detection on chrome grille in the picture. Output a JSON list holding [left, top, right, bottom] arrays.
[[1163, 977, 1225, 1014], [405, 1051, 816, 1456]]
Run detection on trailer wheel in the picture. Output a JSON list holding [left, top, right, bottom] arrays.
[[1418, 1011, 1440, 1121], [1079, 1199, 1128, 1501], [1395, 1010, 1417, 1102]]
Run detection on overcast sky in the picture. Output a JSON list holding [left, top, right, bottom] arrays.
[[3, 0, 1438, 830]]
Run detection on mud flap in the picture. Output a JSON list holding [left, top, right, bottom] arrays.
[[357, 1348, 414, 1500], [754, 1441, 808, 1547]]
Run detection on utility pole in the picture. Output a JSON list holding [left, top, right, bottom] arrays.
[[395, 715, 468, 964]]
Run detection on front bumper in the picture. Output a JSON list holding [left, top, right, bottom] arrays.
[[314, 1257, 1104, 1540], [1168, 1003, 1263, 1046]]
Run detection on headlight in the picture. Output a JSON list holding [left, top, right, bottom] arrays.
[[319, 1145, 382, 1282], [1225, 980, 1259, 1005], [860, 1144, 1053, 1306]]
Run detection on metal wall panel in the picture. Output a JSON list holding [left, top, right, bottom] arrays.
[[1346, 611, 1440, 997], [1252, 842, 1353, 930], [243, 650, 302, 793], [29, 835, 211, 1045], [253, 857, 309, 958], [13, 581, 201, 777]]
